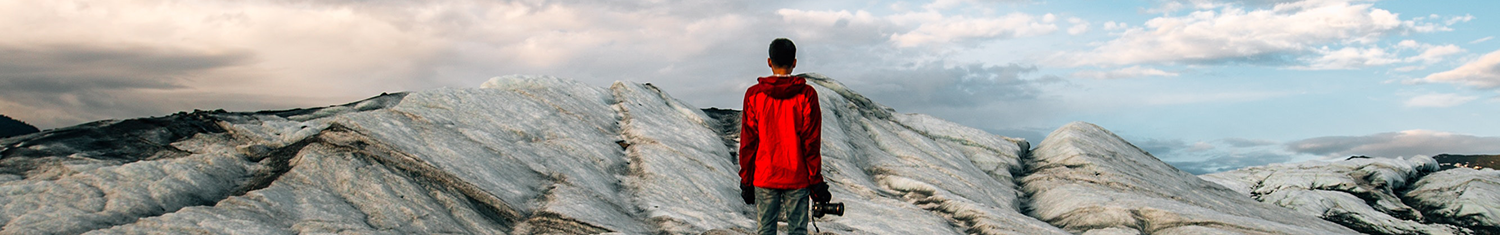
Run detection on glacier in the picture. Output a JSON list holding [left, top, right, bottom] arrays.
[[1, 74, 1495, 234]]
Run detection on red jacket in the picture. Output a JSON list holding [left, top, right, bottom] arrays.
[[739, 75, 823, 189]]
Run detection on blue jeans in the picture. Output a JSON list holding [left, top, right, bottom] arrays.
[[755, 187, 810, 235]]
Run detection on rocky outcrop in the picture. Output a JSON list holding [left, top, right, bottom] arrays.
[[1433, 154, 1500, 170], [0, 114, 38, 139]]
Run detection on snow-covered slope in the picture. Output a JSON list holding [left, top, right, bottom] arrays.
[[1406, 168, 1500, 232], [1, 74, 1495, 234], [0, 74, 1056, 234], [1201, 156, 1471, 234], [1023, 122, 1359, 234]]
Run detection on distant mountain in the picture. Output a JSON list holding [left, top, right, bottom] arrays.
[[0, 114, 40, 139], [1433, 154, 1500, 170]]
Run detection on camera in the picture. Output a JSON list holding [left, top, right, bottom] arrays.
[[811, 202, 844, 218]]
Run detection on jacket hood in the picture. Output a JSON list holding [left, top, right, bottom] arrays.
[[756, 76, 809, 99]]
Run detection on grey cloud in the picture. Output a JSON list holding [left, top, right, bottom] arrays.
[[1168, 151, 1294, 174], [0, 44, 253, 93], [983, 127, 1049, 144], [1123, 136, 1297, 173], [849, 62, 1043, 109], [1222, 137, 1278, 147], [1132, 138, 1190, 156], [1286, 131, 1500, 158], [0, 44, 257, 128]]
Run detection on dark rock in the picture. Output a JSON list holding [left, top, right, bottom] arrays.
[[0, 114, 40, 139]]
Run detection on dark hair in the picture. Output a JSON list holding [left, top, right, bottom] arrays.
[[769, 38, 796, 68]]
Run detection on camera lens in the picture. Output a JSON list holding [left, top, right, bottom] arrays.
[[813, 202, 844, 217]]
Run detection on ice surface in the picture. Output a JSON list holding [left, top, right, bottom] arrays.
[[1405, 168, 1500, 232], [611, 82, 754, 233], [0, 74, 1063, 234], [1201, 156, 1468, 234], [799, 74, 1066, 235], [1023, 122, 1359, 234], [4, 73, 1498, 234]]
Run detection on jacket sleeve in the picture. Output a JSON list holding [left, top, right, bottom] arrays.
[[738, 89, 758, 187], [801, 87, 824, 184]]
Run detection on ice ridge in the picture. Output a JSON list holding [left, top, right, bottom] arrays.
[[1, 74, 1495, 234]]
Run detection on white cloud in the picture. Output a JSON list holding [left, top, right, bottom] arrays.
[[890, 13, 1058, 47], [1069, 0, 1424, 67], [1445, 14, 1475, 25], [1424, 49, 1500, 89], [1406, 44, 1465, 64], [1404, 93, 1479, 107], [1103, 21, 1127, 31], [1145, 0, 1247, 14], [1299, 46, 1399, 70], [1396, 40, 1422, 49], [923, 0, 1032, 10], [1388, 40, 1463, 65], [1070, 66, 1178, 79], [781, 9, 1059, 48], [1066, 17, 1089, 35], [1288, 130, 1500, 157], [1472, 36, 1495, 44]]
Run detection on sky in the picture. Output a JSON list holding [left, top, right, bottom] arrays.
[[2, 0, 1499, 173]]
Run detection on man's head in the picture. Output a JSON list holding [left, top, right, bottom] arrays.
[[768, 38, 796, 72]]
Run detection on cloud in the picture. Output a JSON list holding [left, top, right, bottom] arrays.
[[1298, 46, 1400, 70], [923, 0, 1032, 10], [1287, 130, 1500, 158], [1221, 138, 1278, 147], [1102, 21, 1127, 31], [1132, 138, 1216, 156], [1129, 135, 1297, 174], [1066, 17, 1089, 35], [1445, 14, 1475, 25], [0, 43, 259, 127], [0, 44, 253, 93], [1168, 151, 1295, 174], [1069, 0, 1423, 67], [778, 7, 1060, 48], [848, 62, 1045, 108], [1423, 49, 1500, 89], [1472, 36, 1495, 44], [0, 0, 791, 128], [1070, 66, 1179, 79], [1403, 93, 1479, 107], [0, 0, 1081, 146], [1406, 44, 1465, 64], [888, 13, 1059, 47]]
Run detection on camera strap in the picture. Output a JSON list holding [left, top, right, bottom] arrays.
[[810, 204, 821, 234], [811, 215, 820, 233]]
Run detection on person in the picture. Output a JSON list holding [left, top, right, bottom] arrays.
[[739, 38, 831, 235]]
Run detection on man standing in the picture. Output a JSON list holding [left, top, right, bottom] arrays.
[[739, 38, 831, 235]]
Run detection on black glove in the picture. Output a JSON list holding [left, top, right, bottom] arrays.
[[741, 185, 756, 205], [809, 182, 831, 203]]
